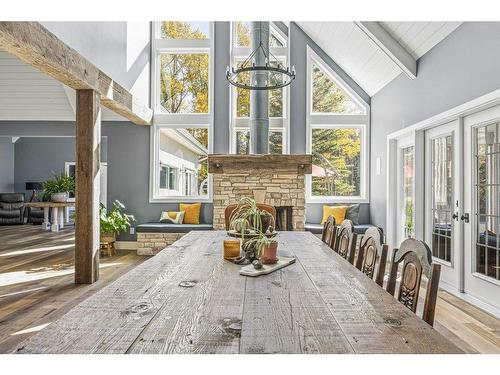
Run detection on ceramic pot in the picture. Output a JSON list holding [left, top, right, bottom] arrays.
[[51, 192, 68, 202], [261, 241, 278, 265]]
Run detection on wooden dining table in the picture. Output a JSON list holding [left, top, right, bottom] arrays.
[[15, 231, 462, 354]]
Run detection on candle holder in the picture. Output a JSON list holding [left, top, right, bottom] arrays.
[[223, 238, 241, 261]]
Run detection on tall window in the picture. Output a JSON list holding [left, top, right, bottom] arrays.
[[151, 22, 213, 201], [230, 22, 289, 154], [306, 47, 369, 202]]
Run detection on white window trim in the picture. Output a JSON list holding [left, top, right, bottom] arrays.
[[306, 46, 370, 203], [149, 22, 214, 203], [229, 22, 290, 154]]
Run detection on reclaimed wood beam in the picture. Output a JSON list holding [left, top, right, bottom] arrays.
[[75, 89, 101, 284], [0, 22, 152, 125]]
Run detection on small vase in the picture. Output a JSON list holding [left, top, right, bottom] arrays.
[[261, 242, 278, 265], [51, 192, 68, 202]]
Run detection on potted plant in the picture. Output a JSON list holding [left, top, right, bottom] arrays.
[[244, 231, 279, 265], [99, 200, 135, 243], [229, 197, 274, 235], [42, 172, 75, 202]]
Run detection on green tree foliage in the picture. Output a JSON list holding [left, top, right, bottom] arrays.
[[312, 128, 360, 197], [312, 64, 361, 114]]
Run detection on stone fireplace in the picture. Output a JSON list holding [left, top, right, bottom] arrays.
[[208, 154, 312, 231]]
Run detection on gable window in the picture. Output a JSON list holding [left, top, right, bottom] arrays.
[[150, 22, 213, 202], [306, 47, 370, 203], [230, 22, 289, 154]]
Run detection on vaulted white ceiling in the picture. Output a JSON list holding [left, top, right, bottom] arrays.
[[297, 22, 462, 95]]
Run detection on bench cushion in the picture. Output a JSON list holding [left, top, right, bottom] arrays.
[[305, 223, 380, 235], [136, 222, 213, 233]]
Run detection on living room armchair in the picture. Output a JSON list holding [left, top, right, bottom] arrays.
[[0, 193, 25, 225]]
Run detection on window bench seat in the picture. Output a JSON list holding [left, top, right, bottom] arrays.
[[136, 223, 214, 255]]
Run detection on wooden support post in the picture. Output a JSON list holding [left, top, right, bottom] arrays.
[[75, 89, 101, 284]]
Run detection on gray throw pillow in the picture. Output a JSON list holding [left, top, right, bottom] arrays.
[[342, 204, 360, 225]]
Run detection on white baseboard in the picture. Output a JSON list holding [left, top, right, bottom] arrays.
[[114, 241, 138, 251]]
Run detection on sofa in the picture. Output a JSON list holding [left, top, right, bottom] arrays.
[[0, 193, 25, 225], [136, 222, 213, 255]]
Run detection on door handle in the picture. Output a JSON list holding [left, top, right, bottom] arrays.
[[461, 213, 470, 223], [452, 212, 459, 221]]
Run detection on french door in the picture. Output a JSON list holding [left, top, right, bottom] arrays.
[[463, 106, 500, 311], [425, 121, 461, 290]]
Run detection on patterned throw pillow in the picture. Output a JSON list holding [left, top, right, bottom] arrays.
[[159, 211, 185, 224]]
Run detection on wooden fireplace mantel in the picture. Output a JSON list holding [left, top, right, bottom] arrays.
[[208, 154, 312, 175]]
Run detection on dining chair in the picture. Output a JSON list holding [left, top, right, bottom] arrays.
[[321, 215, 336, 244], [333, 219, 357, 264], [386, 238, 441, 326], [355, 227, 388, 287], [224, 203, 277, 230]]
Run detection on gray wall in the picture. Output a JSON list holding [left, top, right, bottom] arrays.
[[0, 137, 14, 192], [370, 22, 500, 231], [13, 137, 107, 199]]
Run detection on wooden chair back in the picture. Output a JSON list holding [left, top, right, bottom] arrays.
[[355, 227, 388, 287], [224, 203, 277, 231], [333, 219, 357, 264], [321, 215, 336, 244], [386, 238, 441, 326]]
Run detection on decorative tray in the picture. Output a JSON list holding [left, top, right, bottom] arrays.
[[239, 256, 296, 277]]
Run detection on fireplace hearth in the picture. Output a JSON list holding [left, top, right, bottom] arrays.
[[208, 154, 312, 231]]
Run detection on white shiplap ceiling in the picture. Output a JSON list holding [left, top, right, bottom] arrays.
[[297, 22, 462, 96], [0, 51, 126, 122]]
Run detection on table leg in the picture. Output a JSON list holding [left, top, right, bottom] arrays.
[[64, 207, 70, 223], [51, 207, 60, 232], [58, 209, 65, 230], [42, 207, 51, 230]]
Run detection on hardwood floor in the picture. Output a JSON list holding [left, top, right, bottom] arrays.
[[0, 226, 499, 354], [0, 225, 146, 353]]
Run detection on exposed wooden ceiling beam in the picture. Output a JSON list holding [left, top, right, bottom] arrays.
[[0, 22, 152, 125], [354, 21, 417, 80]]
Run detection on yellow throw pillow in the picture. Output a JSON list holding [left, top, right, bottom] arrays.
[[321, 205, 348, 225], [180, 203, 201, 224]]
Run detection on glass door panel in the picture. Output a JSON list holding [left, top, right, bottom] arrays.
[[402, 146, 415, 238], [431, 135, 453, 262], [474, 123, 499, 281], [425, 120, 460, 291]]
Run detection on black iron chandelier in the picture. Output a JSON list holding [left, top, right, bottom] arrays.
[[226, 23, 296, 91]]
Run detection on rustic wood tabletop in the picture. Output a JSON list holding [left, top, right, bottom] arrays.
[[15, 231, 462, 354]]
